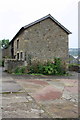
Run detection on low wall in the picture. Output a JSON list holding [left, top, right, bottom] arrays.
[[4, 59, 25, 73]]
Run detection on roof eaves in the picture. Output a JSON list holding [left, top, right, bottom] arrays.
[[23, 14, 72, 34]]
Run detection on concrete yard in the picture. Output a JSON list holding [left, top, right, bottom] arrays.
[[1, 67, 79, 118]]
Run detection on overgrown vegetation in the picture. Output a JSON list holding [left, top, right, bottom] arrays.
[[0, 39, 9, 67], [14, 66, 26, 74], [0, 39, 9, 48], [29, 58, 66, 75], [14, 58, 67, 75]]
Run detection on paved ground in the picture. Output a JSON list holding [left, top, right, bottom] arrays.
[[1, 67, 79, 118], [1, 68, 49, 118]]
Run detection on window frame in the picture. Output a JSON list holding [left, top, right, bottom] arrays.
[[17, 39, 19, 49], [17, 52, 19, 60], [20, 52, 23, 60]]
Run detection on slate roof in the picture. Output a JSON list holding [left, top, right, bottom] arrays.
[[9, 14, 71, 44]]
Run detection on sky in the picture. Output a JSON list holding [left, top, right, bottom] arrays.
[[0, 0, 79, 48]]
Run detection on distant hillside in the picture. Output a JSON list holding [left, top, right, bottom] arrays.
[[69, 48, 80, 57]]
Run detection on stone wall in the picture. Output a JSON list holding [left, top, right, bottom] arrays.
[[13, 18, 69, 64], [69, 65, 79, 72], [4, 59, 25, 73]]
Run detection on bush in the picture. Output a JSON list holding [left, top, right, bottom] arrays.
[[29, 58, 66, 75], [14, 58, 67, 75], [14, 66, 26, 74]]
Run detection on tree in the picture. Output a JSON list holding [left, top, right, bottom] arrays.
[[0, 39, 9, 48]]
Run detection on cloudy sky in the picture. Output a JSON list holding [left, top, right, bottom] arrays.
[[0, 0, 79, 48]]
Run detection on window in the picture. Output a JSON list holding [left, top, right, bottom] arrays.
[[17, 53, 19, 60], [20, 52, 23, 60], [17, 39, 19, 49], [14, 55, 16, 59]]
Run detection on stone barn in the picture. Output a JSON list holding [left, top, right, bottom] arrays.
[[4, 14, 71, 65]]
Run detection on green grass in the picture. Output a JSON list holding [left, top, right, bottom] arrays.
[[13, 72, 71, 76], [28, 73, 43, 75], [2, 92, 11, 94], [12, 73, 27, 75], [13, 72, 43, 75]]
